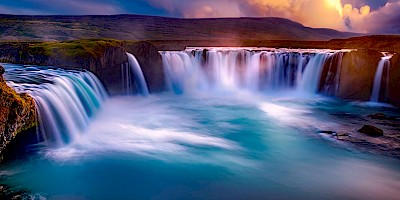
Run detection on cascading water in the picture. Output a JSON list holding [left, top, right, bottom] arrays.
[[4, 64, 107, 145], [160, 48, 346, 95], [370, 54, 392, 102], [2, 50, 400, 200], [125, 52, 149, 96]]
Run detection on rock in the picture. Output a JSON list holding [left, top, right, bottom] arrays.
[[358, 125, 384, 137], [0, 70, 37, 158], [389, 53, 400, 106], [368, 113, 397, 120], [0, 65, 4, 75], [318, 130, 336, 134]]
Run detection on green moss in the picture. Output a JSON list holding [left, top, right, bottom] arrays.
[[0, 77, 37, 151], [30, 39, 123, 59]]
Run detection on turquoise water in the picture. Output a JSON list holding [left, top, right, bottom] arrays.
[[1, 93, 400, 199]]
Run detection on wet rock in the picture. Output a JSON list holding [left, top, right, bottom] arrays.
[[358, 125, 384, 137]]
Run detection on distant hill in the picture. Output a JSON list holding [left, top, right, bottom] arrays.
[[0, 14, 359, 41]]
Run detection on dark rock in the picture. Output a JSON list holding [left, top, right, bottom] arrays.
[[0, 65, 4, 75], [318, 130, 336, 134], [358, 125, 384, 137]]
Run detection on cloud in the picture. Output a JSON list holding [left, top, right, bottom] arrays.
[[0, 5, 47, 15], [148, 0, 241, 18], [0, 0, 123, 15], [353, 1, 400, 33], [148, 0, 400, 33], [0, 0, 399, 33]]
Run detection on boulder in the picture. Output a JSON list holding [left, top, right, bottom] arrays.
[[337, 49, 382, 100], [358, 125, 384, 137]]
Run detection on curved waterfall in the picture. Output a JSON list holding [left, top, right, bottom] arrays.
[[4, 64, 107, 145], [125, 52, 149, 96], [160, 48, 345, 95], [370, 55, 392, 102]]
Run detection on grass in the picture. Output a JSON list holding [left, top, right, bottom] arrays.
[[29, 39, 123, 58]]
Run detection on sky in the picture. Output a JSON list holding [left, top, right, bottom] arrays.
[[0, 0, 399, 34]]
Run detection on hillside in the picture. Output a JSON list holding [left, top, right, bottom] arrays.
[[0, 14, 359, 41]]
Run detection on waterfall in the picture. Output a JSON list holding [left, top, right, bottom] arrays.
[[125, 52, 149, 96], [370, 55, 392, 102], [4, 65, 107, 145], [160, 48, 340, 95], [297, 53, 330, 93]]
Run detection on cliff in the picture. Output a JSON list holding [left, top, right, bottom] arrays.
[[0, 40, 165, 95], [0, 65, 37, 159]]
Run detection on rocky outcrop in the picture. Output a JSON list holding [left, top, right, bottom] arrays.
[[0, 65, 37, 158], [337, 49, 382, 100]]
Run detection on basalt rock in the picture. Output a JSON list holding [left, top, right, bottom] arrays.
[[337, 49, 382, 100], [0, 65, 37, 159]]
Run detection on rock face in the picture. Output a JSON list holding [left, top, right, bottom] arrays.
[[358, 125, 384, 137], [337, 49, 382, 100], [389, 53, 400, 106], [0, 65, 37, 158]]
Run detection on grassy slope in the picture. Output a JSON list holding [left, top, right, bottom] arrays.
[[0, 14, 358, 42]]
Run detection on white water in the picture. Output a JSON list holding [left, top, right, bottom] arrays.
[[160, 48, 346, 95], [126, 52, 149, 96], [371, 55, 392, 102], [4, 65, 107, 145]]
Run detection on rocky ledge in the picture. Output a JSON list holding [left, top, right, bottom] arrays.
[[0, 65, 37, 160], [319, 112, 400, 158]]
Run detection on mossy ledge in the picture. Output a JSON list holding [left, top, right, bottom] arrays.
[[0, 65, 37, 160]]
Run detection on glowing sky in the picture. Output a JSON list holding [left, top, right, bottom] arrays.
[[0, 0, 399, 34]]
